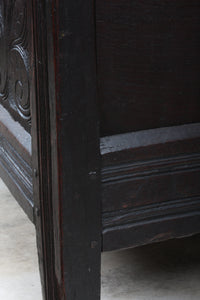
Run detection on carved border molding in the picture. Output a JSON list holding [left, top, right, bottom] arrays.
[[103, 195, 200, 231], [102, 153, 200, 184]]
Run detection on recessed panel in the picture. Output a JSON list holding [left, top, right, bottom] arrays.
[[96, 0, 200, 136]]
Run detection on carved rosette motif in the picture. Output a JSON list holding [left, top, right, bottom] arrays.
[[0, 0, 32, 131]]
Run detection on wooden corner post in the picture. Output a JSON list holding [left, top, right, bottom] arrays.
[[31, 1, 101, 299]]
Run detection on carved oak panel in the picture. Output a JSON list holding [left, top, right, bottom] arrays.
[[0, 0, 33, 132]]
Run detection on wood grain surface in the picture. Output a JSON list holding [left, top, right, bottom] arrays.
[[96, 0, 200, 136]]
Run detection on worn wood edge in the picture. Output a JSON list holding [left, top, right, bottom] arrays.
[[0, 134, 33, 222], [100, 123, 200, 155], [31, 1, 62, 299], [47, 1, 65, 299], [102, 209, 200, 251]]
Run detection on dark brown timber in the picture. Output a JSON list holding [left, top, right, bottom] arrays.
[[0, 1, 200, 299], [31, 0, 101, 299]]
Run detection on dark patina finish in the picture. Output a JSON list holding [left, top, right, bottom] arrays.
[[0, 1, 200, 299]]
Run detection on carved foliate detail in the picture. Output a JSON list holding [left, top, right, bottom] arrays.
[[0, 0, 32, 131]]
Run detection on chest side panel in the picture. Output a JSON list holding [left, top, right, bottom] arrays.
[[0, 0, 33, 221], [96, 0, 200, 136]]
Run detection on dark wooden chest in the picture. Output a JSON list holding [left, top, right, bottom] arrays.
[[0, 1, 200, 299]]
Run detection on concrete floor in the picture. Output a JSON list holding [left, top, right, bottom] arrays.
[[0, 178, 200, 300]]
